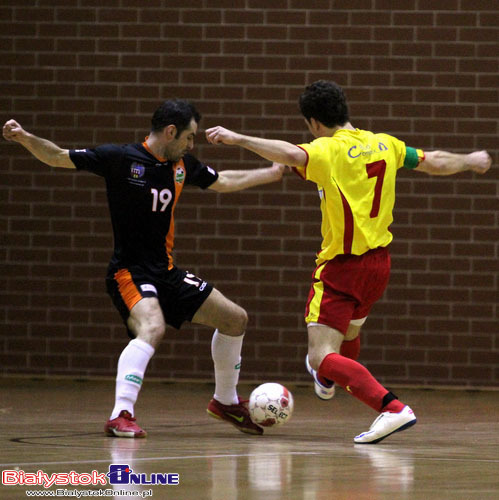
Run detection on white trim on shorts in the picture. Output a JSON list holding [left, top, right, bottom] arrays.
[[307, 317, 367, 328], [349, 317, 367, 326]]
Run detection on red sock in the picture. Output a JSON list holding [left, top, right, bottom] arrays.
[[317, 335, 360, 385], [318, 353, 404, 413], [340, 336, 360, 360], [317, 336, 361, 386]]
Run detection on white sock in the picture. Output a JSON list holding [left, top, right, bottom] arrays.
[[110, 338, 155, 420], [211, 329, 243, 405]]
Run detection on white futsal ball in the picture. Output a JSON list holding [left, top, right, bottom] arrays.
[[248, 382, 294, 427]]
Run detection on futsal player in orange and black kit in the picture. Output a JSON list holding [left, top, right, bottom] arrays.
[[206, 80, 492, 444], [69, 141, 218, 330], [3, 99, 285, 438]]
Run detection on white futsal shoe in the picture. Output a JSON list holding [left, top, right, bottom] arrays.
[[354, 405, 417, 444], [305, 355, 335, 400]]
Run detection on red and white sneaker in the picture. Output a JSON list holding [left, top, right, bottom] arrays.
[[104, 410, 147, 438], [207, 397, 263, 435]]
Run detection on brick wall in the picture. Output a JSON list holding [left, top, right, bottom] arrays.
[[1, 1, 497, 387]]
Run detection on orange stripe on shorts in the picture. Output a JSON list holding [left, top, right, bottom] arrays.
[[114, 269, 142, 312]]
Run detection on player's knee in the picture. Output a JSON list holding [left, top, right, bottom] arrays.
[[238, 308, 249, 333], [135, 321, 165, 349], [131, 313, 166, 348], [149, 320, 166, 341], [223, 306, 248, 336]]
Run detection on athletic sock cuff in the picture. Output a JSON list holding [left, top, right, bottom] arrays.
[[129, 338, 155, 356], [381, 390, 399, 409], [215, 330, 245, 343]]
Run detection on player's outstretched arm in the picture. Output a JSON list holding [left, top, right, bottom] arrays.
[[415, 150, 491, 176], [209, 162, 286, 193], [3, 119, 75, 169], [205, 126, 306, 167]]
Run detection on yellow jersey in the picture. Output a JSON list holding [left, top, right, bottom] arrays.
[[295, 128, 423, 264]]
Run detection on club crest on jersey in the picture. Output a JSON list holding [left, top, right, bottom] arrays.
[[131, 162, 145, 179], [175, 166, 186, 184]]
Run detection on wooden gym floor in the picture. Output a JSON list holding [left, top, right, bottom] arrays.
[[0, 378, 497, 500]]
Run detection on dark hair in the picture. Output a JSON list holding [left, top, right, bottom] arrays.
[[151, 99, 201, 137], [299, 80, 349, 128]]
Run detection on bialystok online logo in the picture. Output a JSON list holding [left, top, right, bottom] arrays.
[[2, 464, 179, 488]]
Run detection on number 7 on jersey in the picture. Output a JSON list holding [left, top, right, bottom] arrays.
[[365, 160, 386, 218]]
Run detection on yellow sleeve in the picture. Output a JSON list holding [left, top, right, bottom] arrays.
[[291, 165, 306, 180], [377, 134, 407, 169], [381, 134, 424, 170], [297, 138, 337, 185]]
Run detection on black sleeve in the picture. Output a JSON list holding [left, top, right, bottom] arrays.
[[69, 144, 124, 178], [183, 154, 219, 189]]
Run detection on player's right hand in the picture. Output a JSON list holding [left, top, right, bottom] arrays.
[[467, 150, 492, 175], [3, 119, 26, 143], [205, 126, 241, 146]]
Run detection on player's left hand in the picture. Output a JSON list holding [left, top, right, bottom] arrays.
[[467, 150, 492, 175]]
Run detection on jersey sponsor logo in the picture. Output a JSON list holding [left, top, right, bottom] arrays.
[[140, 283, 158, 295], [348, 142, 388, 159], [131, 162, 145, 179], [175, 166, 185, 184]]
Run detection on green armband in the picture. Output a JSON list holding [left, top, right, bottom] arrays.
[[403, 147, 419, 169]]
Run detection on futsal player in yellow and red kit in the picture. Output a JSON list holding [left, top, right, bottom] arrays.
[[206, 80, 491, 444]]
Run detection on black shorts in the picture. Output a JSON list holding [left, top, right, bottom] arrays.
[[106, 265, 213, 336]]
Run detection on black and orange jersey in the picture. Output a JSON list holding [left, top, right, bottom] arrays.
[[69, 142, 218, 274]]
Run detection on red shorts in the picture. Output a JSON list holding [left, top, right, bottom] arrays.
[[305, 247, 391, 334]]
